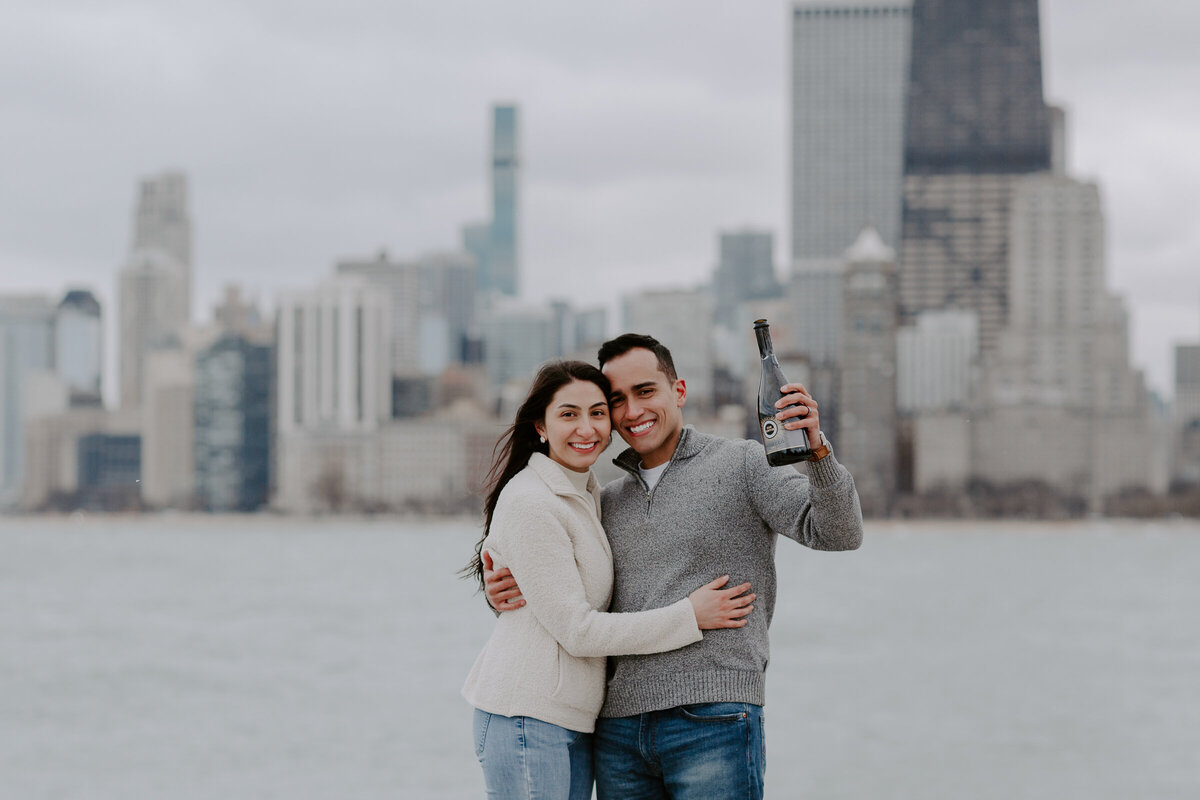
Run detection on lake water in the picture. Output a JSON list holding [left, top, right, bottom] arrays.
[[2, 516, 1197, 799]]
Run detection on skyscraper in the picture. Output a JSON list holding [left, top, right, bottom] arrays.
[[132, 171, 192, 320], [55, 289, 103, 407], [275, 276, 392, 434], [118, 173, 192, 408], [194, 334, 272, 511], [838, 228, 899, 515], [118, 249, 184, 408], [898, 0, 1052, 353], [0, 295, 55, 506], [790, 3, 911, 260], [485, 104, 519, 297]]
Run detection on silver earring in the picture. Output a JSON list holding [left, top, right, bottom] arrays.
[[539, 435, 546, 444]]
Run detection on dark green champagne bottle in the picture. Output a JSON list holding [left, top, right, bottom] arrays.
[[754, 318, 813, 465]]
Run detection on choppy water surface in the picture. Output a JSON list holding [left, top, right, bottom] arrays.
[[2, 516, 1197, 799]]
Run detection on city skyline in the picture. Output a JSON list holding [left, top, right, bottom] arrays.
[[3, 0, 1198, 397]]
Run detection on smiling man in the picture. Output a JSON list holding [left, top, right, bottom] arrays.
[[487, 332, 863, 799]]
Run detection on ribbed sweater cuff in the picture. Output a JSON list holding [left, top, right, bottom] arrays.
[[599, 670, 765, 718], [807, 451, 844, 488]]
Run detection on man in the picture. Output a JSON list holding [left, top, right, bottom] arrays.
[[486, 333, 863, 798]]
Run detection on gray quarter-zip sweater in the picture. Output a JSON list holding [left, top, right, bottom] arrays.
[[598, 426, 863, 717]]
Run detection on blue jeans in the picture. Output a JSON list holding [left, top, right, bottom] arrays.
[[593, 703, 765, 799], [473, 709, 594, 800]]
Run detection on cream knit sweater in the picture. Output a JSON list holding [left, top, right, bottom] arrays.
[[462, 453, 702, 733]]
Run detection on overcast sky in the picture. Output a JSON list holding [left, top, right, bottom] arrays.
[[3, 0, 1198, 397]]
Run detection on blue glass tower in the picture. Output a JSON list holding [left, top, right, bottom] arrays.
[[486, 104, 520, 297]]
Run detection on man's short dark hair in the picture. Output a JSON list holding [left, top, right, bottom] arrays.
[[597, 333, 678, 383]]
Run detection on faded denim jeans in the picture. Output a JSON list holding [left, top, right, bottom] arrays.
[[592, 702, 765, 799], [473, 708, 593, 800]]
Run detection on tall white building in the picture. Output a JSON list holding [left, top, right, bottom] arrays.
[[276, 276, 392, 434], [995, 175, 1145, 414], [791, 2, 911, 260]]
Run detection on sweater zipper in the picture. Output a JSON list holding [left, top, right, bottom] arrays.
[[642, 456, 679, 519]]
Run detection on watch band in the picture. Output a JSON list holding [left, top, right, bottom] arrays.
[[810, 431, 831, 461]]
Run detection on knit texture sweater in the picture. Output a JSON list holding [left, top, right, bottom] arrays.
[[598, 427, 864, 718], [462, 453, 703, 733]]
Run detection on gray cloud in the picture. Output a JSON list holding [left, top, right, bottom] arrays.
[[2, 0, 1198, 396]]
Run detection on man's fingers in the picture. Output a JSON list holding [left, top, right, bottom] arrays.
[[484, 567, 514, 587], [497, 597, 526, 610], [493, 586, 523, 602], [481, 550, 494, 571]]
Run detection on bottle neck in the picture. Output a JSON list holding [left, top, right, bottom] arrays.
[[754, 325, 775, 357]]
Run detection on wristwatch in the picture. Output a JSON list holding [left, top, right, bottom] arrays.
[[811, 430, 831, 462]]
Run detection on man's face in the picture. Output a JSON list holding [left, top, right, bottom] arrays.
[[601, 347, 686, 469]]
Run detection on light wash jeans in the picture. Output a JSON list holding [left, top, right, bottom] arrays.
[[592, 702, 765, 799], [473, 708, 593, 800]]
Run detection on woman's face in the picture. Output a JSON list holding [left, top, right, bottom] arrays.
[[536, 379, 611, 473]]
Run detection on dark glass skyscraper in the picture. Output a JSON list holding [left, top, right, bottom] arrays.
[[194, 334, 272, 511], [899, 0, 1052, 353], [905, 0, 1051, 174]]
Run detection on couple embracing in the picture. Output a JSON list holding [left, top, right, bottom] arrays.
[[463, 332, 863, 799]]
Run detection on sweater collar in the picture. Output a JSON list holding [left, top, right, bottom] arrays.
[[528, 452, 600, 500], [612, 425, 705, 476]]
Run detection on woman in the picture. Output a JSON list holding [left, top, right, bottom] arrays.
[[462, 360, 754, 799]]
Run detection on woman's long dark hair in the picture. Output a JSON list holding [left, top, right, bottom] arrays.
[[462, 359, 611, 592]]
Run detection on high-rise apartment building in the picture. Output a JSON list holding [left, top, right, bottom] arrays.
[[996, 175, 1135, 409], [275, 276, 391, 434], [485, 104, 519, 297], [899, 0, 1052, 353], [790, 3, 911, 260]]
